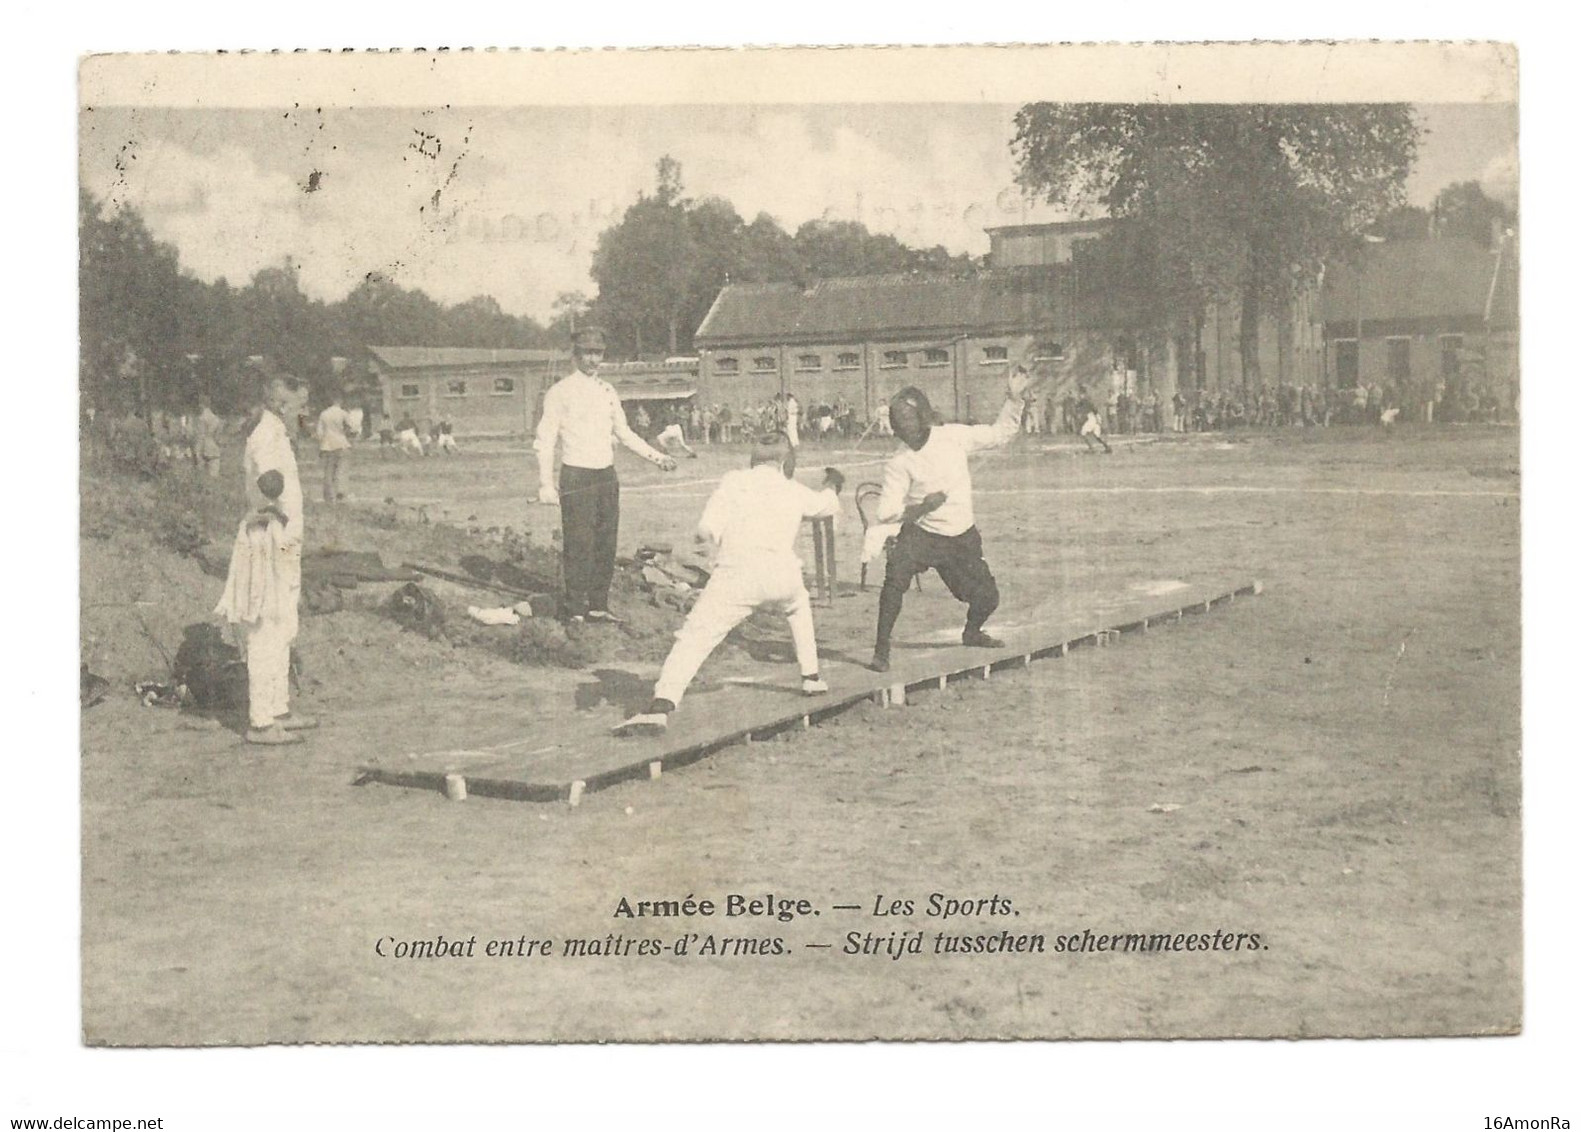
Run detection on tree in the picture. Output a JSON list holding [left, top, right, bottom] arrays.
[[1431, 181, 1515, 247], [1373, 203, 1431, 241], [549, 290, 591, 341], [1012, 104, 1419, 388], [590, 156, 699, 356], [589, 160, 982, 357], [79, 189, 187, 414]]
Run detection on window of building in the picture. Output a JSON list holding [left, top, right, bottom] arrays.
[[1033, 341, 1065, 361], [922, 348, 950, 368], [715, 357, 740, 375], [493, 377, 516, 395], [1439, 335, 1464, 380], [1334, 339, 1359, 385], [880, 350, 907, 369], [1386, 337, 1411, 383], [445, 379, 468, 397], [795, 353, 822, 372], [752, 356, 778, 374], [835, 352, 861, 371], [981, 345, 1009, 365], [399, 382, 421, 399]]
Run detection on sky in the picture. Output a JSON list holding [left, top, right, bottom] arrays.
[[79, 102, 1518, 323]]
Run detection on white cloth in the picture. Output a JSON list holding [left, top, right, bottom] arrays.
[[214, 518, 297, 730], [346, 407, 364, 438], [861, 521, 902, 566], [784, 397, 800, 447], [876, 396, 1020, 536], [468, 605, 521, 626], [398, 428, 425, 455], [535, 368, 667, 486], [317, 404, 353, 452], [1081, 412, 1104, 438], [214, 519, 298, 639]]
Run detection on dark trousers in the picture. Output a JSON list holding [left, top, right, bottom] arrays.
[[875, 523, 999, 652], [559, 465, 620, 616]]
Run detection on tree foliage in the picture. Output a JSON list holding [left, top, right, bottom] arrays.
[[588, 157, 976, 358], [1011, 103, 1419, 385], [1431, 181, 1516, 247], [79, 192, 551, 416]]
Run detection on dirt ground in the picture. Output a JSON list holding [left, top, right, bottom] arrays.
[[79, 424, 1521, 1043]]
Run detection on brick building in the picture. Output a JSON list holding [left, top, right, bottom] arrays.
[[692, 220, 1324, 422], [369, 346, 566, 438], [368, 346, 704, 438], [1320, 233, 1519, 415]]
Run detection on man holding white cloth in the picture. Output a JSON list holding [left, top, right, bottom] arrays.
[[216, 373, 314, 745]]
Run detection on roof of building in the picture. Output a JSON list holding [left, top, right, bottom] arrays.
[[694, 266, 1147, 348], [1319, 238, 1516, 327], [367, 345, 563, 370], [984, 218, 1115, 237]]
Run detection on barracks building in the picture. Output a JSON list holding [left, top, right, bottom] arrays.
[[692, 220, 1326, 420]]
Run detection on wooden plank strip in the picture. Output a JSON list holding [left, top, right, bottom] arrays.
[[359, 581, 1264, 806]]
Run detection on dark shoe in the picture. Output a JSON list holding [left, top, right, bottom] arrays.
[[278, 713, 320, 731], [613, 711, 668, 736], [868, 652, 891, 673], [245, 724, 302, 746], [962, 630, 1005, 649]]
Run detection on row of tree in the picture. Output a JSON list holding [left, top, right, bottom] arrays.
[[80, 157, 976, 417], [79, 187, 564, 415]]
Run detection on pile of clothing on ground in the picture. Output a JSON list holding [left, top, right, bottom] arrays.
[[626, 544, 711, 612]]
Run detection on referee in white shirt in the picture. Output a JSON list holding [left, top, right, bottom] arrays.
[[536, 327, 677, 622], [870, 365, 1038, 672]]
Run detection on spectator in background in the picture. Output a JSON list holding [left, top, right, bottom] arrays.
[[194, 396, 224, 478], [396, 412, 425, 457], [316, 388, 353, 503]]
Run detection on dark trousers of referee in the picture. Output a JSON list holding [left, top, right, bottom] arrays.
[[875, 523, 1000, 653], [559, 464, 620, 617]]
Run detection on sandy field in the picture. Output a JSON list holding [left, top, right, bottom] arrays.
[[79, 423, 1520, 1043]]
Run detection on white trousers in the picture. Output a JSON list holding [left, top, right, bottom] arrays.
[[654, 562, 819, 706], [239, 616, 293, 728]]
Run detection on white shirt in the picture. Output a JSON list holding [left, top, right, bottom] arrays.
[[317, 404, 352, 452], [535, 368, 666, 484], [245, 410, 304, 545], [698, 463, 840, 572], [877, 396, 1021, 537]]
